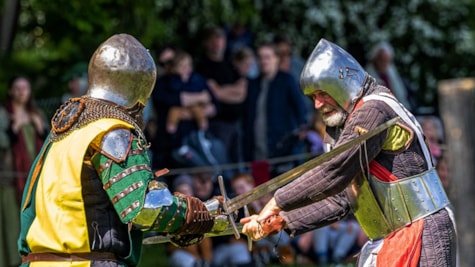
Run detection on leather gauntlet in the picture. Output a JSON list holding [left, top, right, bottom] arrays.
[[173, 192, 215, 236]]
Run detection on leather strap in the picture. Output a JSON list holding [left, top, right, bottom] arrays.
[[22, 252, 117, 263]]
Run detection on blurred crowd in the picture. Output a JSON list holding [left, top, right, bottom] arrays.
[[0, 24, 450, 267]]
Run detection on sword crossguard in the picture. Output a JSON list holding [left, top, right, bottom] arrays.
[[218, 175, 240, 240]]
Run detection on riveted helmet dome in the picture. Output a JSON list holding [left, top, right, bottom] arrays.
[[300, 39, 366, 111], [87, 33, 157, 109]]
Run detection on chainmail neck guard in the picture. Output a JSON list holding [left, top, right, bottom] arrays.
[[50, 96, 146, 142]]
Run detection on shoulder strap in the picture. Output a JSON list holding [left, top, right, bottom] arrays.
[[362, 93, 433, 167]]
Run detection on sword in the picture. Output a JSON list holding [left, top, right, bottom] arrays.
[[142, 117, 399, 245], [143, 224, 244, 245], [223, 117, 400, 214]]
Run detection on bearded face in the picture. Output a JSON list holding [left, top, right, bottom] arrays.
[[319, 104, 348, 127], [310, 90, 349, 127]]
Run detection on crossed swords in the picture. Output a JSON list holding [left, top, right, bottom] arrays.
[[143, 117, 400, 248]]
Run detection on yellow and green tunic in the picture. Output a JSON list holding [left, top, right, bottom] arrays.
[[18, 118, 187, 267]]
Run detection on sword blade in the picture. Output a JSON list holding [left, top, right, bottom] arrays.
[[142, 224, 244, 245], [224, 117, 399, 213]]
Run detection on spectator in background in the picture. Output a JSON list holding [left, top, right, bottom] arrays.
[[5, 75, 47, 202], [225, 22, 254, 60], [230, 173, 271, 213], [147, 45, 177, 151], [311, 219, 361, 265], [61, 62, 88, 103], [230, 173, 294, 266], [272, 33, 314, 126], [365, 41, 418, 112], [165, 51, 216, 134], [232, 46, 259, 79], [172, 174, 195, 197], [168, 174, 213, 267], [151, 48, 217, 170], [436, 155, 450, 190], [419, 115, 449, 188], [292, 219, 361, 265], [0, 104, 21, 267], [196, 25, 248, 165], [190, 170, 219, 201], [242, 42, 307, 175], [304, 111, 326, 157], [143, 45, 178, 143], [419, 115, 444, 164], [156, 44, 177, 77], [272, 33, 305, 84]]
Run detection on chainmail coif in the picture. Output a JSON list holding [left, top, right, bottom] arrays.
[[50, 96, 146, 143]]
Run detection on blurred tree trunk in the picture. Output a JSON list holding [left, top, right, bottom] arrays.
[[0, 0, 20, 56], [438, 78, 475, 267]]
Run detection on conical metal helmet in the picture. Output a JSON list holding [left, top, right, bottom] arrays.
[[300, 39, 366, 111], [87, 33, 157, 109]]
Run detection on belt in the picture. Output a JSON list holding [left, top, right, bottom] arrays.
[[22, 252, 117, 263]]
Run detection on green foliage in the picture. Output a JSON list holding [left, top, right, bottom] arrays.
[[1, 0, 475, 112]]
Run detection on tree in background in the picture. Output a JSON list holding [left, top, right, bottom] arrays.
[[1, 0, 474, 115]]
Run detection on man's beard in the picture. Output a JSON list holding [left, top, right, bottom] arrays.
[[321, 106, 347, 127]]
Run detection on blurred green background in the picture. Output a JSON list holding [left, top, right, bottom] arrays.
[[1, 0, 475, 115]]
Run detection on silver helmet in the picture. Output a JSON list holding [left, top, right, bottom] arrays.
[[87, 33, 157, 109], [300, 38, 366, 111]]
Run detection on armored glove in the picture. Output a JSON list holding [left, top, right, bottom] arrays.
[[171, 193, 228, 247], [173, 192, 216, 235]]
